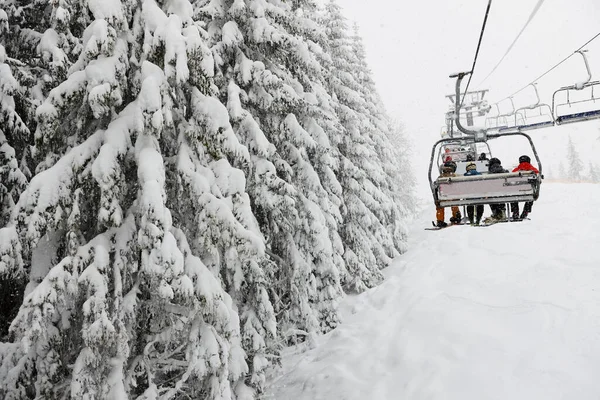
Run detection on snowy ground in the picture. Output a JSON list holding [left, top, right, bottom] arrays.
[[267, 183, 600, 400]]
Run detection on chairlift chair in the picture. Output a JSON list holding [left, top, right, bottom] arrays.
[[486, 98, 518, 132], [429, 133, 543, 208], [514, 104, 555, 130], [430, 72, 544, 211], [510, 84, 555, 131], [485, 103, 501, 130], [552, 51, 600, 125], [493, 98, 527, 132]]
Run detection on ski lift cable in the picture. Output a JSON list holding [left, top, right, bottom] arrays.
[[492, 31, 600, 105], [478, 0, 547, 86], [458, 0, 493, 111]]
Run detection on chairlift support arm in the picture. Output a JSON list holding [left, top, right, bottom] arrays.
[[578, 50, 592, 85], [450, 71, 488, 137]]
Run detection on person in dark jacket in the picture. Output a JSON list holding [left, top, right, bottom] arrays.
[[464, 162, 484, 225], [510, 155, 540, 219], [487, 158, 508, 221], [436, 161, 462, 227]]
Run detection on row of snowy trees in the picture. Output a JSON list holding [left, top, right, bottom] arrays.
[[0, 0, 414, 398], [545, 136, 600, 182]]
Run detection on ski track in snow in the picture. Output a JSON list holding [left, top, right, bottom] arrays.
[[267, 183, 600, 400]]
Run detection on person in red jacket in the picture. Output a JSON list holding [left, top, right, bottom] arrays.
[[510, 155, 539, 219]]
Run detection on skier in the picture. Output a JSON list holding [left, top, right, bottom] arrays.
[[464, 162, 484, 225], [510, 155, 540, 219], [435, 161, 462, 228], [486, 157, 508, 222]]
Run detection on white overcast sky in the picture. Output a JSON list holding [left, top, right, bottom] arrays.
[[338, 0, 600, 195]]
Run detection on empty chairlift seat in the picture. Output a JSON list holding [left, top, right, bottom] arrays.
[[552, 53, 600, 126], [555, 108, 600, 124]]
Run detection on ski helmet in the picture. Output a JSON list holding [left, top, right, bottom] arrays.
[[466, 162, 477, 172], [442, 161, 457, 172], [489, 157, 501, 166], [519, 155, 531, 164]]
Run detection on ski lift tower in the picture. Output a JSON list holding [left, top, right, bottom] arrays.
[[444, 89, 490, 137]]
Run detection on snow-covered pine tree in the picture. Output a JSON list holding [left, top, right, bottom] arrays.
[[0, 0, 276, 398], [0, 0, 84, 222], [0, 5, 32, 341], [0, 12, 29, 225], [200, 0, 344, 339], [567, 135, 583, 182], [283, 0, 348, 331], [350, 21, 377, 101], [293, 0, 352, 267], [588, 162, 599, 183], [322, 0, 412, 292], [350, 23, 413, 255], [558, 161, 567, 181]]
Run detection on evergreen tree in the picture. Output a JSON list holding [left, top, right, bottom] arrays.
[[200, 0, 344, 341], [322, 0, 411, 291], [350, 25, 413, 254], [588, 162, 599, 183], [558, 161, 567, 181], [0, 0, 275, 398], [0, 0, 415, 397], [567, 135, 583, 182], [0, 13, 29, 226], [0, 4, 32, 341]]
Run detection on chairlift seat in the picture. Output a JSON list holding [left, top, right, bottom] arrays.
[[453, 160, 489, 175], [434, 171, 541, 208], [488, 125, 509, 132], [516, 120, 555, 131], [555, 109, 600, 125]]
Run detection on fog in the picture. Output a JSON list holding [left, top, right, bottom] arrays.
[[338, 0, 600, 198]]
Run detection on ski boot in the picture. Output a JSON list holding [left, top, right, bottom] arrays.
[[450, 212, 462, 225], [496, 210, 507, 222], [436, 220, 448, 228]]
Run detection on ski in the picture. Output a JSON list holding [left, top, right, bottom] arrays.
[[425, 221, 465, 230], [475, 217, 530, 227]]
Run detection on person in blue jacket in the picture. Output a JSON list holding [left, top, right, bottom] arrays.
[[464, 162, 484, 225]]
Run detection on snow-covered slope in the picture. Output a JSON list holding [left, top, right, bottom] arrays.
[[268, 183, 600, 400]]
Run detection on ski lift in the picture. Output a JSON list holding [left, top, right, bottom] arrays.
[[486, 99, 524, 132], [552, 51, 600, 125], [429, 72, 544, 210], [446, 89, 490, 135], [484, 103, 502, 129], [429, 133, 543, 208], [509, 84, 555, 131], [440, 142, 476, 161], [492, 98, 527, 132], [437, 140, 489, 174]]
